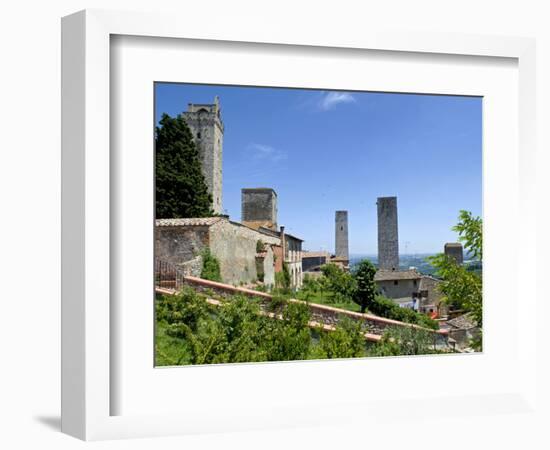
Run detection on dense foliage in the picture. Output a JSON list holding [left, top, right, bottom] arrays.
[[367, 296, 439, 330], [155, 113, 213, 218], [155, 288, 373, 365], [274, 263, 292, 294], [320, 263, 357, 303], [200, 248, 221, 282]]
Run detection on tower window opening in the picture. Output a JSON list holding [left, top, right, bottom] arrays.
[[197, 132, 201, 139]]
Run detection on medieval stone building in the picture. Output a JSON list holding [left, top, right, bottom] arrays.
[[241, 188, 278, 231], [182, 97, 224, 214], [335, 210, 349, 267], [377, 196, 399, 270], [374, 269, 444, 315], [155, 217, 280, 286], [444, 242, 464, 265]]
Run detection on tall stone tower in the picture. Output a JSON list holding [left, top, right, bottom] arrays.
[[241, 188, 278, 231], [335, 211, 349, 262], [377, 196, 399, 270], [444, 243, 464, 265], [182, 96, 224, 214]]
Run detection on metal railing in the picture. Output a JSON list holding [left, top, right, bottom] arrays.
[[155, 258, 185, 291]]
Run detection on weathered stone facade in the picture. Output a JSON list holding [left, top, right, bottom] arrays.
[[377, 196, 399, 270], [155, 217, 280, 287], [181, 97, 224, 214], [284, 233, 303, 289], [335, 210, 349, 262], [241, 188, 278, 231], [209, 219, 280, 286], [302, 251, 330, 272]]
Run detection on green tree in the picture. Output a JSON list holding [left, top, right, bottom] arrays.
[[155, 113, 213, 218], [429, 210, 483, 350], [320, 263, 357, 303], [352, 259, 377, 313], [453, 210, 483, 260]]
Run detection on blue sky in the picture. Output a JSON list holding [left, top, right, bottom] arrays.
[[155, 83, 482, 254]]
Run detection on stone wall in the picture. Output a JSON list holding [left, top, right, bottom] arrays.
[[155, 225, 209, 267], [377, 196, 399, 270], [209, 219, 280, 285], [181, 276, 449, 342]]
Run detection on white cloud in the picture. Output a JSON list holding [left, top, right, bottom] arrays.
[[318, 91, 356, 111], [247, 143, 287, 162]]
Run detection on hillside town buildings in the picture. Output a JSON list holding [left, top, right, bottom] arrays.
[[156, 97, 457, 319]]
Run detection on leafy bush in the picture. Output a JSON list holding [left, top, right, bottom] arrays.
[[274, 263, 291, 294], [156, 287, 210, 332], [369, 296, 439, 330], [314, 317, 366, 359], [155, 287, 440, 367], [200, 248, 221, 282]]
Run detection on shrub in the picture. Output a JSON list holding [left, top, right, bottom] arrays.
[[368, 326, 437, 357], [315, 317, 366, 359], [256, 240, 265, 253], [369, 296, 439, 330], [200, 248, 221, 282]]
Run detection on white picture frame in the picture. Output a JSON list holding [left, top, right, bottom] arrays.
[[61, 9, 538, 441]]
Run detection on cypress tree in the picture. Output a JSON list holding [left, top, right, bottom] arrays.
[[155, 113, 213, 218]]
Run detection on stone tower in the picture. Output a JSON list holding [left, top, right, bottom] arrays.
[[335, 210, 349, 262], [241, 188, 278, 231], [377, 196, 399, 270], [444, 243, 464, 265], [182, 96, 224, 214]]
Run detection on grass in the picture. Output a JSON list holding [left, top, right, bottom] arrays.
[[295, 290, 364, 313], [155, 320, 191, 366]]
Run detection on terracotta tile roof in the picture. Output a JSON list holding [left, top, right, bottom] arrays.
[[374, 269, 422, 281], [155, 217, 225, 227]]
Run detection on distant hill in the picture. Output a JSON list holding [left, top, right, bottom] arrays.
[[349, 253, 482, 277], [349, 254, 439, 276]]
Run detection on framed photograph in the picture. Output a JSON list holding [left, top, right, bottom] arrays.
[[61, 9, 537, 441]]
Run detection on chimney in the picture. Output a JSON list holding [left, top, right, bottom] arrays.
[[280, 225, 286, 261]]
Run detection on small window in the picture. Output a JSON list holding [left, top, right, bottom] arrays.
[[394, 280, 398, 286], [413, 280, 417, 286], [340, 226, 343, 231], [197, 132, 201, 139]]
